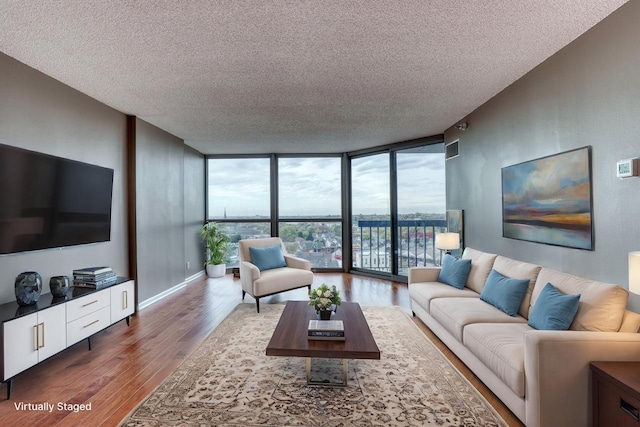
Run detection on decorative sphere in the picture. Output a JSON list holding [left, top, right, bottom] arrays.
[[15, 272, 43, 306]]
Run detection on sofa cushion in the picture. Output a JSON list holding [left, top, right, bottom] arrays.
[[249, 244, 287, 271], [461, 247, 498, 294], [493, 256, 542, 318], [532, 268, 629, 332], [528, 283, 580, 330], [480, 269, 530, 317], [438, 255, 472, 289], [430, 298, 527, 341], [408, 282, 479, 314], [463, 323, 531, 397]]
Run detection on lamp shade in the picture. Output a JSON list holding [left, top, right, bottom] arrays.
[[630, 252, 640, 295], [435, 232, 460, 251]]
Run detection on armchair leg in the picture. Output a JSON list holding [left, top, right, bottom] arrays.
[[242, 290, 246, 300], [256, 298, 260, 313]]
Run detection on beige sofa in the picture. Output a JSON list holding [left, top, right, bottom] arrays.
[[409, 247, 640, 427]]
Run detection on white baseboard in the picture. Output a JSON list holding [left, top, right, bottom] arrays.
[[138, 270, 205, 311], [185, 270, 205, 283]]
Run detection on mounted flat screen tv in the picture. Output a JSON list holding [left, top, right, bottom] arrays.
[[0, 143, 114, 255]]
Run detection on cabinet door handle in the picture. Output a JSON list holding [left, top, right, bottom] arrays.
[[33, 325, 39, 350], [38, 322, 45, 349], [620, 398, 639, 421], [82, 300, 98, 307], [123, 291, 128, 309], [83, 319, 99, 329]]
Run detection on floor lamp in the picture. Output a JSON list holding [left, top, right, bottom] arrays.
[[435, 232, 460, 266]]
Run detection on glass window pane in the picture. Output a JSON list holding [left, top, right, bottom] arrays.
[[207, 158, 270, 219], [396, 145, 446, 275], [217, 222, 271, 267], [351, 154, 391, 273], [278, 157, 342, 218], [279, 221, 342, 269]]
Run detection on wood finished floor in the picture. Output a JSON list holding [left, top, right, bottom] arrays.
[[0, 272, 523, 426]]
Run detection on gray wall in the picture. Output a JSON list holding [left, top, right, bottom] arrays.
[[445, 1, 640, 311], [0, 52, 205, 307], [183, 146, 206, 278], [134, 118, 188, 303], [0, 52, 128, 305]]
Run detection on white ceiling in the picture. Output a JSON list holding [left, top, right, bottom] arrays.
[[0, 1, 628, 155]]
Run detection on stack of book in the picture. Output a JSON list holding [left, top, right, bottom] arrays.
[[73, 266, 117, 288], [308, 320, 345, 341]]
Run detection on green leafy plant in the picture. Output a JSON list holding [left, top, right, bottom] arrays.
[[308, 283, 342, 310], [201, 222, 230, 265]]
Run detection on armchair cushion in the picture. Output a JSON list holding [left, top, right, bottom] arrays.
[[249, 244, 287, 271]]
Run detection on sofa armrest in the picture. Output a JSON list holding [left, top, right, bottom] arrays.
[[240, 261, 261, 293], [524, 330, 640, 427], [284, 254, 311, 270], [408, 267, 441, 284]]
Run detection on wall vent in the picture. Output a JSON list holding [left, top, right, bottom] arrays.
[[445, 140, 459, 160]]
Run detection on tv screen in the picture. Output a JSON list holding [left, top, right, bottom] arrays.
[[0, 143, 114, 255]]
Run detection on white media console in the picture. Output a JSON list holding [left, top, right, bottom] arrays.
[[0, 277, 135, 399]]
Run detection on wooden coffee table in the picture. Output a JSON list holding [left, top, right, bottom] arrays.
[[266, 300, 380, 386]]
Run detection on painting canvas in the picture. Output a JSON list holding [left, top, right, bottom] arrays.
[[446, 210, 464, 257], [502, 146, 593, 250]]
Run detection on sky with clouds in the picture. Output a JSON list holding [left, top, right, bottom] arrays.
[[207, 151, 445, 218]]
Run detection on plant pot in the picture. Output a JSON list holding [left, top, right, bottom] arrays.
[[206, 264, 226, 278], [318, 309, 332, 320]]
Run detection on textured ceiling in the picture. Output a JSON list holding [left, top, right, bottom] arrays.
[[0, 1, 628, 154]]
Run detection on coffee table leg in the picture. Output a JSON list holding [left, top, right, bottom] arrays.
[[306, 358, 348, 387], [342, 359, 348, 385]]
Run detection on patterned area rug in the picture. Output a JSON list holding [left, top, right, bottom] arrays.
[[120, 303, 506, 426]]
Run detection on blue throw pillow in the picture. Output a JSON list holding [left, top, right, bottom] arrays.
[[249, 244, 287, 271], [480, 269, 530, 316], [528, 283, 581, 330], [437, 254, 472, 289]]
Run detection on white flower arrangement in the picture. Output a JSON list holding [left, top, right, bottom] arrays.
[[308, 283, 342, 310]]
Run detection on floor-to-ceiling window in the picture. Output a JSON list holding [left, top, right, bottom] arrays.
[[278, 156, 343, 268], [349, 142, 446, 278], [395, 145, 446, 275], [206, 139, 445, 278], [207, 155, 343, 269], [207, 157, 271, 267], [351, 153, 391, 273]]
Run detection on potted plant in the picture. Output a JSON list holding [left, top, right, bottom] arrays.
[[308, 283, 342, 320], [201, 222, 230, 278]]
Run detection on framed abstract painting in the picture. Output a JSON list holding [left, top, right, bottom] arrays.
[[502, 146, 593, 250]]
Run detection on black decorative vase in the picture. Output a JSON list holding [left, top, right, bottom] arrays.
[[50, 276, 70, 297], [15, 272, 43, 306], [318, 309, 332, 320]]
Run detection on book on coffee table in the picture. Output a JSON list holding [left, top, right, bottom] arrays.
[[308, 320, 345, 340]]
